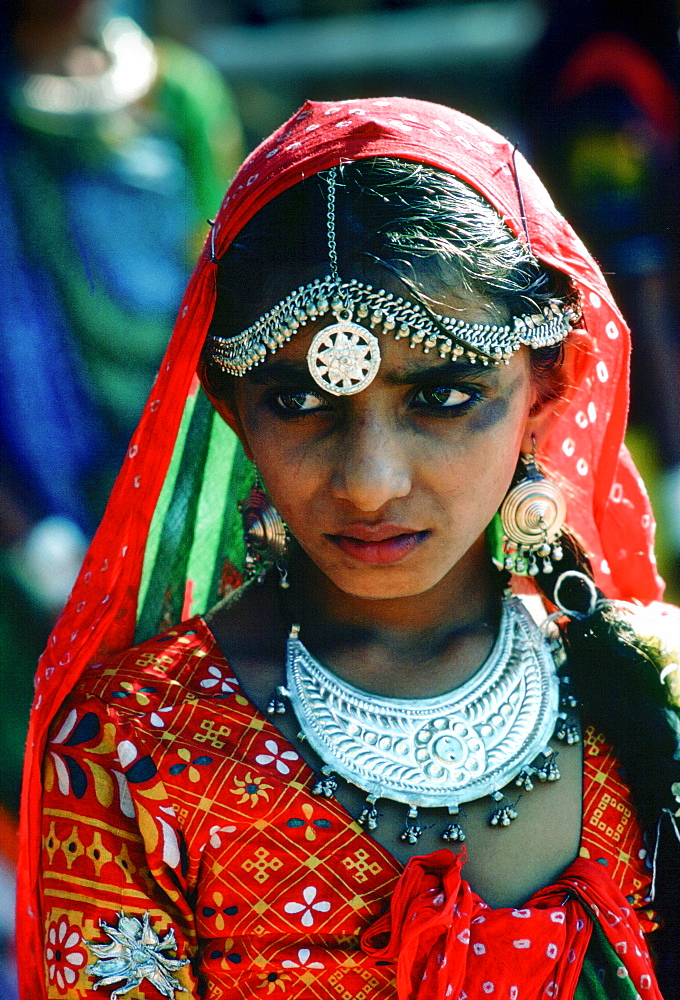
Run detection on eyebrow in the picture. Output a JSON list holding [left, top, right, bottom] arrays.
[[247, 360, 316, 386], [385, 359, 499, 385], [246, 356, 499, 388]]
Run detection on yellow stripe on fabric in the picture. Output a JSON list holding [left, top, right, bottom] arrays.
[[137, 390, 200, 621], [43, 809, 143, 841], [43, 888, 154, 909], [184, 415, 239, 617], [42, 872, 153, 899]]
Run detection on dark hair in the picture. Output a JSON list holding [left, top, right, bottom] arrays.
[[200, 158, 572, 402]]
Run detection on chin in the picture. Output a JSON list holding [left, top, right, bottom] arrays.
[[323, 563, 452, 601]]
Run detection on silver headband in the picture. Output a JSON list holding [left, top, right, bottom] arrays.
[[211, 169, 576, 395]]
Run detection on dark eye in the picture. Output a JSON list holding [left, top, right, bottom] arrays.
[[275, 391, 327, 412], [413, 386, 472, 408]]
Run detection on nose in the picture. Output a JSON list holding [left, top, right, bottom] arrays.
[[330, 415, 412, 511]]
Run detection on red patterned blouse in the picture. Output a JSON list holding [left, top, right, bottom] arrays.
[[38, 618, 657, 998]]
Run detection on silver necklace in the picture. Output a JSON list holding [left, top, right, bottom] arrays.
[[268, 596, 578, 844]]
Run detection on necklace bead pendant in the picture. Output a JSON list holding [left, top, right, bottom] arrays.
[[400, 805, 423, 844], [490, 802, 519, 827], [312, 766, 338, 799], [357, 794, 379, 831], [442, 806, 466, 842], [555, 714, 580, 744], [441, 822, 466, 842], [534, 752, 561, 782], [266, 685, 289, 715], [515, 768, 535, 792]]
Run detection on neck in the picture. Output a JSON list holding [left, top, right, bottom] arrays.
[[281, 537, 504, 697]]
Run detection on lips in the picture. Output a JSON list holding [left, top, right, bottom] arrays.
[[325, 525, 430, 565]]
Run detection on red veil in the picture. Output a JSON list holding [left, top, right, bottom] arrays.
[[17, 97, 664, 996]]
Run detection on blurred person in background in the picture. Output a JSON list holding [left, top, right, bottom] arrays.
[[0, 2, 242, 990], [0, 0, 243, 816], [521, 0, 680, 599]]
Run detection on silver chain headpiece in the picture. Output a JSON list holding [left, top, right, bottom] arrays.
[[211, 168, 577, 392]]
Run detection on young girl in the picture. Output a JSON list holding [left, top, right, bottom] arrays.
[[18, 98, 679, 999]]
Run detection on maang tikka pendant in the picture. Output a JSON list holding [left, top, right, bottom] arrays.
[[305, 168, 382, 396], [307, 321, 381, 395]]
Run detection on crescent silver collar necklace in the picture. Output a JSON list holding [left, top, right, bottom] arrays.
[[268, 595, 578, 844]]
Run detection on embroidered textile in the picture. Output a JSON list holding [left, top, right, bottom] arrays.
[[39, 620, 659, 998]]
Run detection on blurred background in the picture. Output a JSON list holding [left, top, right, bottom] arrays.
[[1, 0, 678, 990]]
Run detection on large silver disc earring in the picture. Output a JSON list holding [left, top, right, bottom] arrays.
[[499, 447, 566, 576], [239, 478, 289, 587]]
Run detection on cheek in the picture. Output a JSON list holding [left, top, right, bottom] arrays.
[[467, 394, 511, 433], [433, 391, 529, 515], [242, 425, 320, 519]]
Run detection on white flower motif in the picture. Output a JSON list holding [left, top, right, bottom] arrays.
[[46, 917, 86, 990], [204, 824, 237, 850], [86, 911, 188, 998], [255, 739, 299, 775], [199, 665, 239, 694], [150, 707, 174, 727], [284, 886, 331, 927], [282, 947, 325, 970]]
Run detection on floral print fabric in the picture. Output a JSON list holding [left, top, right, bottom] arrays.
[[39, 619, 659, 998]]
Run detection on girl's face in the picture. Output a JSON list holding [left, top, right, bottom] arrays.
[[217, 293, 545, 602]]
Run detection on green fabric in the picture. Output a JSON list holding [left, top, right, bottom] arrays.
[[487, 512, 505, 567], [575, 921, 641, 1000], [154, 39, 244, 222], [206, 440, 252, 604], [135, 388, 253, 642], [137, 389, 200, 621], [135, 391, 216, 640], [185, 410, 240, 616]]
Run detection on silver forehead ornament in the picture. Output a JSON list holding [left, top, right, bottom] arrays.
[[305, 169, 381, 396], [307, 323, 381, 395], [210, 166, 577, 388]]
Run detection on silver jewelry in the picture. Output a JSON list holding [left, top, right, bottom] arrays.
[[269, 597, 578, 842], [305, 169, 382, 395], [211, 165, 577, 382], [307, 323, 381, 395], [239, 479, 289, 587], [212, 279, 575, 379], [86, 911, 188, 998], [499, 448, 567, 576]]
